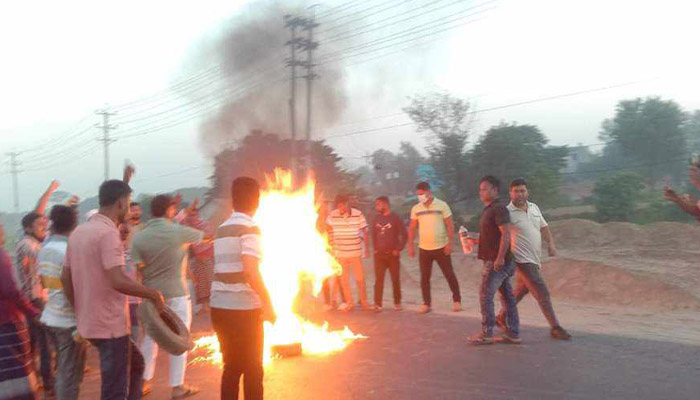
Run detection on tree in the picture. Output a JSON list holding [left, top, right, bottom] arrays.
[[592, 173, 645, 222], [403, 92, 471, 205], [600, 97, 687, 185], [395, 141, 426, 194], [208, 130, 361, 201], [469, 123, 568, 206]]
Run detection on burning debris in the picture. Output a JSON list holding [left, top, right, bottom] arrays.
[[192, 170, 365, 368]]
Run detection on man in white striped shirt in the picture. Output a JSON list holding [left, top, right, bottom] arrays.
[[210, 177, 275, 400], [38, 205, 86, 400]]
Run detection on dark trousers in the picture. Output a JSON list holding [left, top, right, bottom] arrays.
[[28, 316, 54, 391], [88, 336, 144, 400], [480, 261, 519, 336], [419, 248, 461, 306], [373, 253, 401, 306], [211, 308, 264, 400], [498, 262, 560, 328], [46, 327, 86, 400]]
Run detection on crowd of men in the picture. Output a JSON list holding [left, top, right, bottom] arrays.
[[3, 163, 699, 400]]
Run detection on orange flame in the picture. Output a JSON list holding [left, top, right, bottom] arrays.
[[192, 169, 365, 367]]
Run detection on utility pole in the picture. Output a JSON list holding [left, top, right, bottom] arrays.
[[95, 107, 117, 181], [301, 8, 319, 173], [285, 15, 306, 176], [6, 151, 21, 212]]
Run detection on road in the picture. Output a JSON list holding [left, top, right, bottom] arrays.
[[77, 306, 700, 400]]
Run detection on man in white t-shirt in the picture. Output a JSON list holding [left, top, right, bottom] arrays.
[[496, 179, 570, 340]]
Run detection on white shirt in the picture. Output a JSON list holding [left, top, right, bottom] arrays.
[[507, 201, 548, 266]]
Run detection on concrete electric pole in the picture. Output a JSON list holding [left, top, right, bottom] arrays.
[[6, 151, 21, 212], [95, 107, 117, 181]]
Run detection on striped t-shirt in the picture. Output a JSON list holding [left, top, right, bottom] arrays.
[[37, 235, 77, 328], [210, 212, 263, 310], [326, 208, 368, 259]]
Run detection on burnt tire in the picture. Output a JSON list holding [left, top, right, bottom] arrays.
[[136, 301, 193, 356]]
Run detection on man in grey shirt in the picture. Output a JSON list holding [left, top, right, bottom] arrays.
[[496, 179, 570, 340]]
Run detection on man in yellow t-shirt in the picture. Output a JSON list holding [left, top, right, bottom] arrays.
[[407, 182, 462, 314]]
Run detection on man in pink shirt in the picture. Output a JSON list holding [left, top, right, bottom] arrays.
[[61, 179, 165, 400]]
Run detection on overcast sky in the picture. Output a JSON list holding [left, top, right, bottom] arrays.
[[1, 0, 699, 213]]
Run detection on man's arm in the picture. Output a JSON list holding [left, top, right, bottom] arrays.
[[242, 254, 275, 323], [106, 267, 164, 311], [443, 216, 455, 255], [362, 228, 370, 258], [407, 219, 418, 257], [494, 223, 511, 271], [123, 164, 135, 185], [541, 226, 557, 256], [35, 180, 59, 215], [664, 187, 700, 217], [61, 265, 75, 308]]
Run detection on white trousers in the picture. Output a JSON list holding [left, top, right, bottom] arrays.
[[141, 295, 192, 387]]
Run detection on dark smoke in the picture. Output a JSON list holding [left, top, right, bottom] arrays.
[[193, 0, 349, 155]]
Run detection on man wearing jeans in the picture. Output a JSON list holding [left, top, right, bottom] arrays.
[[407, 182, 462, 314], [371, 196, 407, 311], [39, 205, 86, 400], [131, 194, 204, 398], [62, 179, 165, 400], [467, 176, 520, 345], [210, 177, 275, 400], [496, 179, 571, 340]]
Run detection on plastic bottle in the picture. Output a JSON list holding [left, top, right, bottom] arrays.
[[459, 226, 472, 254]]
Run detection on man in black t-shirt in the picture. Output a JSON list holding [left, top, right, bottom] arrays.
[[371, 197, 407, 311], [467, 176, 520, 345]]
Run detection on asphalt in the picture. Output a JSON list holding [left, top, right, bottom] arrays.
[[77, 307, 700, 400]]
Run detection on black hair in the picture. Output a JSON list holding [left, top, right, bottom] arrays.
[[416, 182, 431, 191], [231, 177, 260, 212], [479, 176, 501, 192], [50, 205, 77, 234], [99, 180, 132, 207], [375, 196, 390, 205], [334, 194, 350, 205], [150, 194, 174, 218], [130, 202, 140, 208], [510, 178, 527, 189], [21, 212, 42, 230]]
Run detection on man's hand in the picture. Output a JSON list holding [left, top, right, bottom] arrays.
[[150, 291, 166, 313], [664, 186, 681, 203], [391, 249, 400, 256], [407, 244, 416, 258], [66, 195, 80, 207], [186, 198, 200, 215], [444, 242, 452, 255], [494, 256, 505, 271], [363, 250, 371, 259], [262, 305, 277, 324], [123, 164, 136, 183], [548, 244, 558, 257], [49, 180, 59, 192]]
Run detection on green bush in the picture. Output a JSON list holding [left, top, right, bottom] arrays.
[[592, 173, 645, 222]]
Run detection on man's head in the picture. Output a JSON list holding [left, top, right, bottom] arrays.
[[99, 180, 133, 223], [335, 194, 351, 214], [150, 195, 177, 220], [49, 205, 78, 236], [415, 182, 432, 205], [479, 176, 501, 204], [509, 178, 529, 206], [375, 196, 390, 215], [232, 177, 260, 215], [21, 211, 48, 242], [129, 202, 142, 225]]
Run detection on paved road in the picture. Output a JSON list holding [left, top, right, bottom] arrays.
[[79, 309, 700, 400]]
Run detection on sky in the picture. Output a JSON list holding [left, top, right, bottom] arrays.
[[1, 0, 699, 212]]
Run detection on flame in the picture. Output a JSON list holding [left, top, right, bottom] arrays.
[[192, 169, 365, 367]]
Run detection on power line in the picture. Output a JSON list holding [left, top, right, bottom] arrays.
[[96, 107, 117, 181]]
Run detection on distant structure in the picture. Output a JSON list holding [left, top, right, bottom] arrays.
[[563, 144, 595, 174]]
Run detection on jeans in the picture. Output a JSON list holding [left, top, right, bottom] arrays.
[[28, 315, 54, 391], [419, 248, 461, 306], [497, 262, 560, 328], [333, 257, 368, 307], [480, 260, 519, 337], [141, 296, 192, 387], [211, 308, 264, 400], [46, 327, 87, 400], [128, 303, 141, 344], [373, 252, 401, 306], [88, 336, 144, 400]]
